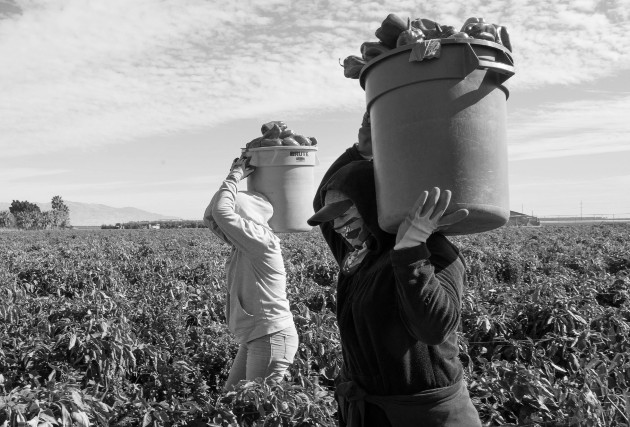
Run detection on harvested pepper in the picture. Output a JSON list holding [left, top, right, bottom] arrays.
[[411, 18, 437, 31], [461, 17, 485, 28], [262, 124, 282, 139], [396, 18, 424, 47], [279, 128, 295, 138], [447, 31, 471, 40], [495, 25, 512, 52], [261, 121, 286, 135], [342, 55, 366, 79], [292, 135, 311, 146], [260, 138, 282, 147], [281, 137, 300, 146], [436, 24, 457, 38], [360, 41, 390, 62], [461, 17, 498, 42], [247, 136, 263, 149], [375, 13, 408, 48]]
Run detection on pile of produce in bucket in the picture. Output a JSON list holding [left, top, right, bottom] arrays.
[[245, 120, 318, 149], [242, 121, 319, 233], [341, 14, 513, 79]]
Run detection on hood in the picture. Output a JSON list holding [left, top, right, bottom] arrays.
[[320, 160, 395, 252], [235, 191, 273, 226]]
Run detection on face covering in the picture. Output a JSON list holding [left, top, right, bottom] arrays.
[[334, 208, 369, 249]]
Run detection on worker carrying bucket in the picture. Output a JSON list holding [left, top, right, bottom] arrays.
[[241, 121, 319, 233], [343, 15, 516, 235]]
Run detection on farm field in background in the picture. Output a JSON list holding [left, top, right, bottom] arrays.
[[1, 225, 630, 426]]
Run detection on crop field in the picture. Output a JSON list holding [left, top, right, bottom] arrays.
[[1, 224, 630, 427]]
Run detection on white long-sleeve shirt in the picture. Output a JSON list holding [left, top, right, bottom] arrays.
[[203, 175, 294, 344]]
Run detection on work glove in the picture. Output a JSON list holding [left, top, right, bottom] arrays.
[[394, 187, 469, 249], [227, 155, 255, 181]]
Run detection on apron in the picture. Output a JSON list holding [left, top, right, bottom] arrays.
[[336, 379, 482, 427]]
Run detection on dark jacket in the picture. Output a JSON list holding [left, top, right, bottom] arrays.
[[314, 146, 478, 426]]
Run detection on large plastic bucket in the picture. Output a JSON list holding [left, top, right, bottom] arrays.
[[360, 39, 515, 235], [242, 146, 319, 233]]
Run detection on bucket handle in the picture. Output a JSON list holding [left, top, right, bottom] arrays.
[[408, 41, 515, 84], [462, 42, 515, 84]]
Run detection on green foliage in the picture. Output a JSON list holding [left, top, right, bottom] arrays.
[[9, 200, 41, 215], [3, 197, 70, 230], [211, 378, 336, 426], [451, 225, 630, 426], [51, 196, 69, 213], [0, 211, 16, 229], [0, 225, 629, 426], [50, 195, 71, 228], [12, 210, 42, 230]]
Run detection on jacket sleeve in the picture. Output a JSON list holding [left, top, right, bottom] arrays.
[[313, 144, 365, 266], [203, 190, 232, 244], [211, 175, 275, 255], [389, 233, 465, 345]]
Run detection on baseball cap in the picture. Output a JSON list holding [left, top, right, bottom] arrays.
[[307, 190, 353, 226]]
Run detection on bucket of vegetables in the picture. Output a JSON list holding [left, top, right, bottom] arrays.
[[242, 121, 319, 233], [343, 15, 516, 235]]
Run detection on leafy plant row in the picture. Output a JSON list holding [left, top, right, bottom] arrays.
[[0, 224, 629, 426]]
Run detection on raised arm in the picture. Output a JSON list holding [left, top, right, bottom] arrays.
[[203, 190, 231, 244], [391, 235, 466, 345], [211, 157, 274, 255], [390, 187, 470, 344]]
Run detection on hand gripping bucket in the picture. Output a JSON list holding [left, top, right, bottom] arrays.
[[360, 39, 515, 235], [242, 146, 319, 233]]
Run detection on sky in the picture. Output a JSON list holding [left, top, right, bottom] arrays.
[[1, 0, 630, 221]]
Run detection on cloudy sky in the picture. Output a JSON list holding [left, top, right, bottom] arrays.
[[1, 0, 629, 221]]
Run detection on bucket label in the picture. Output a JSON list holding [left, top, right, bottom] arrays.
[[290, 151, 310, 157], [409, 39, 441, 62]]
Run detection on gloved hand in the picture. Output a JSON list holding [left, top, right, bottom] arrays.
[[394, 187, 469, 249], [227, 155, 255, 181]]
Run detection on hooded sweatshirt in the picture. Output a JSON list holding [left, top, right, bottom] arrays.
[[314, 145, 477, 426], [204, 174, 294, 344]]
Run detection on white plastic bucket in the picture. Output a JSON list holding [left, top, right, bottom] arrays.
[[242, 146, 319, 233]]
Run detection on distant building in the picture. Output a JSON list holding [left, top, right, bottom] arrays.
[[507, 211, 540, 227]]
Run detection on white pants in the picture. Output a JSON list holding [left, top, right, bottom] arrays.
[[224, 326, 299, 390]]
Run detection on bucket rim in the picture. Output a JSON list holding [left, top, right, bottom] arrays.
[[242, 146, 319, 152], [358, 38, 513, 89]]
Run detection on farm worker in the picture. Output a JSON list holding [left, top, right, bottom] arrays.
[[203, 155, 298, 391], [307, 111, 481, 427]]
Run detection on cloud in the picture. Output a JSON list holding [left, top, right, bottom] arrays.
[[0, 0, 629, 160], [507, 93, 630, 160], [0, 167, 68, 181]]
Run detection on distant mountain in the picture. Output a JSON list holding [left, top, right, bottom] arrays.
[[0, 201, 181, 227]]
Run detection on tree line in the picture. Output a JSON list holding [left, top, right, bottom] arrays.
[[101, 219, 205, 229], [0, 196, 70, 230]]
